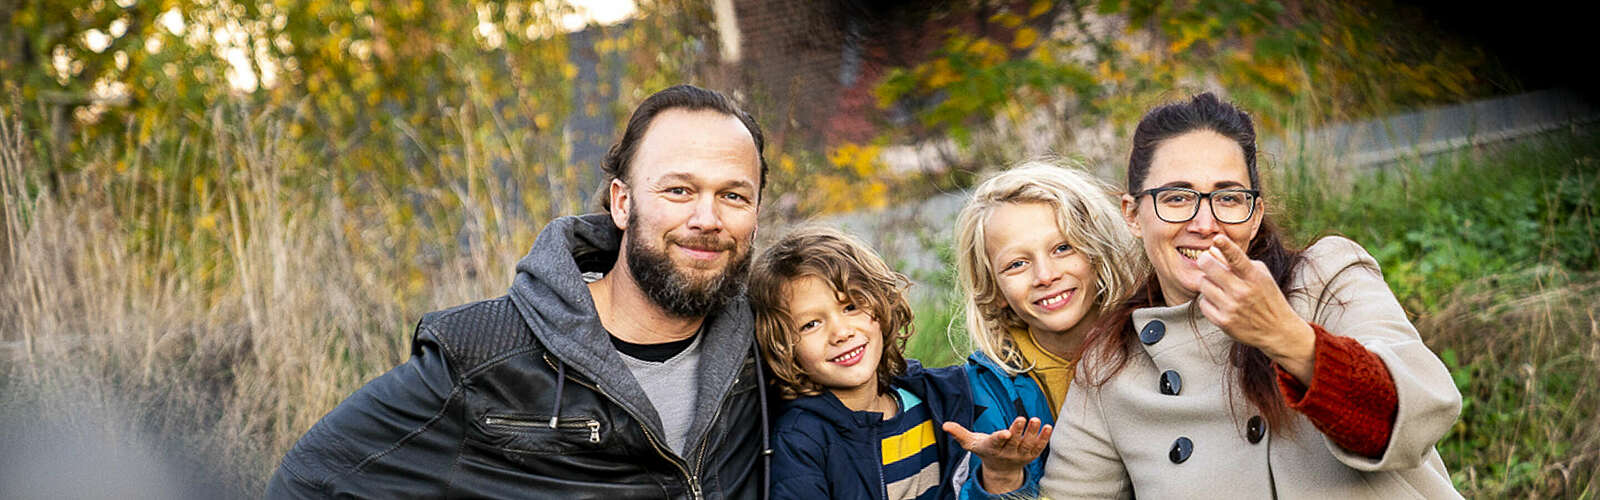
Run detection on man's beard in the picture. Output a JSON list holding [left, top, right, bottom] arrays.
[[625, 214, 751, 319]]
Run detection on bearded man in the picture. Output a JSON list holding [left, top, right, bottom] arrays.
[[268, 85, 771, 499]]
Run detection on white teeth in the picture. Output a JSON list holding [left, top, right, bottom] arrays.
[[1037, 290, 1070, 307], [830, 345, 865, 363]]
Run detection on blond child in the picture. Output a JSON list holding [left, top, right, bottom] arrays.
[[942, 161, 1144, 496]]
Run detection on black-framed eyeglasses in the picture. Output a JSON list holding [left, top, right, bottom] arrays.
[[1135, 187, 1261, 224]]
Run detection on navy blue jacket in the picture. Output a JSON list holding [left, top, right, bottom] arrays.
[[770, 360, 975, 500]]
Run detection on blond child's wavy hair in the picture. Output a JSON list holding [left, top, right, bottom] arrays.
[[954, 160, 1145, 375], [749, 227, 915, 400]]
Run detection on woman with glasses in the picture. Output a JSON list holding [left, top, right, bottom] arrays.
[[1039, 93, 1462, 498]]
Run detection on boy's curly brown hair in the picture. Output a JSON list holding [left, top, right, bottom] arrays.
[[749, 227, 914, 400]]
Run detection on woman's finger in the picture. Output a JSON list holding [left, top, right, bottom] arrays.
[[1197, 249, 1248, 294], [1197, 293, 1229, 330], [1198, 276, 1237, 312], [1211, 234, 1254, 274]]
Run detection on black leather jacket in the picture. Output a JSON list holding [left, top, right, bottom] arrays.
[[268, 214, 769, 499]]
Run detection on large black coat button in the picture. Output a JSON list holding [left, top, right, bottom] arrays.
[[1169, 437, 1193, 463], [1160, 370, 1182, 395], [1139, 320, 1166, 345], [1247, 416, 1266, 444]]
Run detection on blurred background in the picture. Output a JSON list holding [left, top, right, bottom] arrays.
[[1, 0, 1595, 497]]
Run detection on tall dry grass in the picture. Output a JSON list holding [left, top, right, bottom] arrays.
[[1423, 266, 1600, 497], [1, 102, 548, 494]]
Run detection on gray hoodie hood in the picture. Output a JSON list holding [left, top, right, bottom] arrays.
[[505, 213, 755, 457]]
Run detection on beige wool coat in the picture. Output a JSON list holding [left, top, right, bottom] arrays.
[[1040, 236, 1462, 499]]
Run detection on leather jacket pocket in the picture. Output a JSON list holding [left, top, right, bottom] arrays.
[[472, 413, 607, 455]]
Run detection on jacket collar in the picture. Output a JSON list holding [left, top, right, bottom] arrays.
[[505, 213, 755, 456], [780, 360, 974, 497], [1131, 300, 1233, 359]]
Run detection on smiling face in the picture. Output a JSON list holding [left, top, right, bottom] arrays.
[[1122, 130, 1263, 305], [785, 275, 884, 403], [984, 202, 1100, 342], [611, 108, 761, 317]]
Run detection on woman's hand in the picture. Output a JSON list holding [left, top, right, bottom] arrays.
[[1194, 234, 1317, 383], [942, 417, 1052, 493]]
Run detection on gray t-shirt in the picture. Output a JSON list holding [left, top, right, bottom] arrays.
[[618, 335, 703, 455]]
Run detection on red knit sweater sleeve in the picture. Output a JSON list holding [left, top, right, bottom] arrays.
[[1274, 322, 1398, 458]]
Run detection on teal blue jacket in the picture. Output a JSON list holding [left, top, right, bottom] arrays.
[[959, 352, 1055, 499]]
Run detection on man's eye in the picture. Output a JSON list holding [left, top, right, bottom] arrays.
[[723, 192, 748, 202], [667, 187, 689, 196]]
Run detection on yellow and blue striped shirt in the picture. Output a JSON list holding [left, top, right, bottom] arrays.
[[880, 387, 940, 500]]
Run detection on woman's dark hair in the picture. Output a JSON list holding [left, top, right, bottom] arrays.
[[1082, 92, 1304, 428], [597, 84, 769, 211]]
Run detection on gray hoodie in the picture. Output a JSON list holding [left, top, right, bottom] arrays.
[[507, 212, 758, 461]]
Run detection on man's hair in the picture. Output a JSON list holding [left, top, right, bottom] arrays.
[[597, 85, 768, 211], [749, 227, 913, 400]]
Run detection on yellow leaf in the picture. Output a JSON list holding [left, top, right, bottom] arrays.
[[1256, 63, 1292, 88], [1011, 28, 1038, 50], [927, 59, 959, 89], [850, 145, 881, 178], [968, 38, 993, 56], [197, 214, 217, 231], [1028, 0, 1052, 18], [866, 181, 889, 209], [534, 112, 552, 129], [969, 39, 1007, 66], [992, 13, 1024, 29], [562, 63, 578, 79], [827, 144, 856, 168]]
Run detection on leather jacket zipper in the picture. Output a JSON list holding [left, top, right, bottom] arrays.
[[483, 416, 601, 443], [544, 354, 702, 499], [688, 359, 751, 498]]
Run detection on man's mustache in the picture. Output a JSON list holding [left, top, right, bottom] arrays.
[[667, 233, 737, 252]]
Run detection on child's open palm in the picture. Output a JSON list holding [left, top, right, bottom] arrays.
[[942, 417, 1052, 493]]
